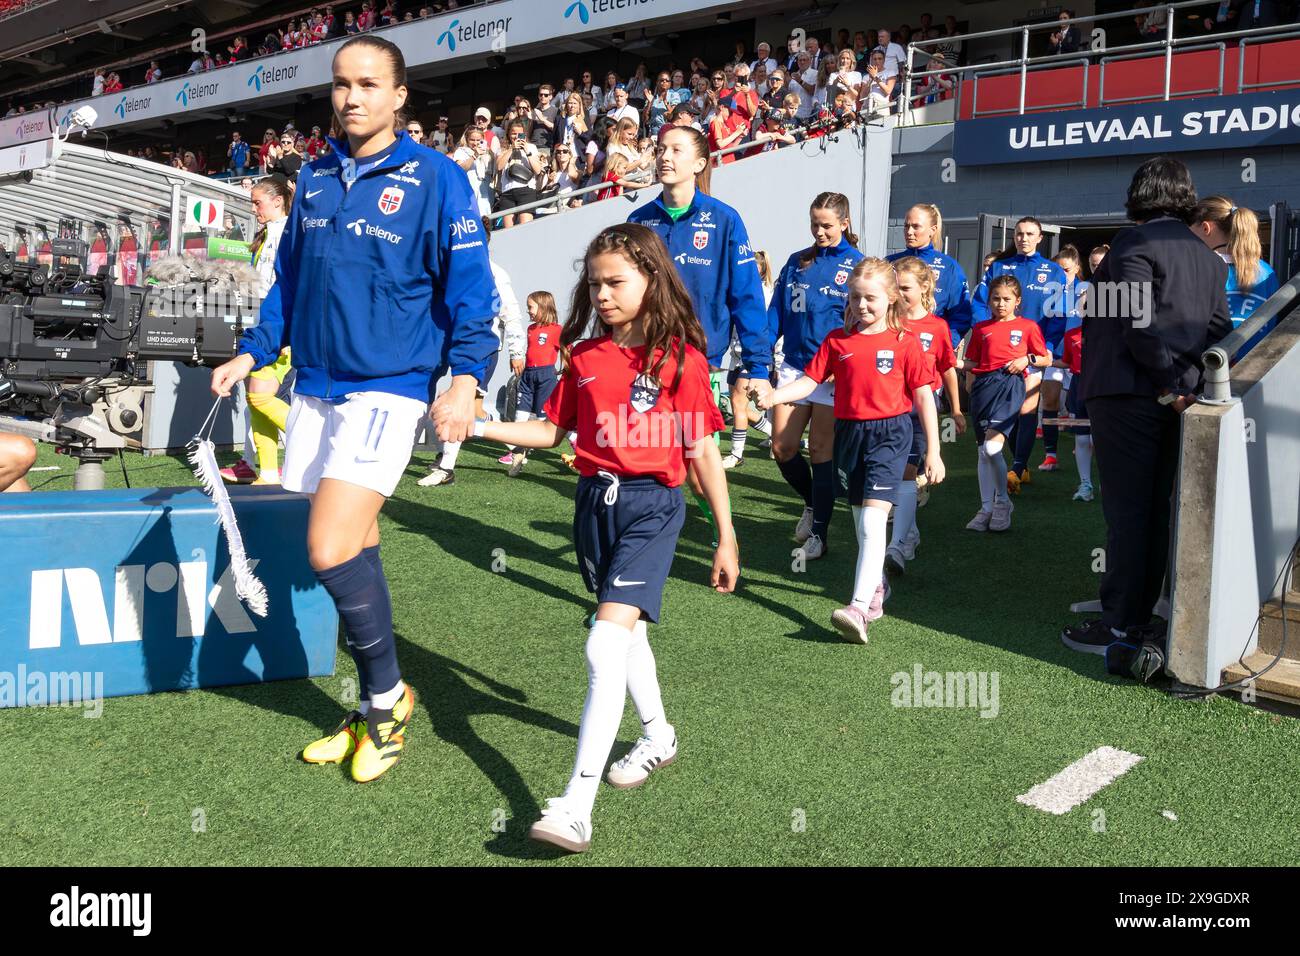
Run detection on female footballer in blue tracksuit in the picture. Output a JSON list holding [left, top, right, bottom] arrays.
[[211, 35, 499, 784], [886, 203, 974, 348], [628, 125, 772, 536], [768, 192, 864, 560], [969, 216, 1073, 489]]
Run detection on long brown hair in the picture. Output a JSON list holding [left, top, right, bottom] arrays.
[[844, 257, 908, 335], [561, 223, 706, 390], [660, 125, 711, 196], [527, 290, 558, 326], [799, 191, 859, 268], [1193, 195, 1263, 289], [250, 175, 292, 260], [891, 255, 936, 315]]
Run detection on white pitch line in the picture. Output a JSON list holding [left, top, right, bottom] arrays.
[[1017, 746, 1145, 815]]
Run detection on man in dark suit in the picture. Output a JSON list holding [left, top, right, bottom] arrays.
[[1063, 157, 1232, 654]]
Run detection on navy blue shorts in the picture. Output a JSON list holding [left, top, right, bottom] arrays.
[[1065, 382, 1090, 435], [516, 365, 558, 416], [907, 409, 927, 468], [833, 415, 912, 506], [970, 370, 1026, 443], [574, 474, 686, 623]]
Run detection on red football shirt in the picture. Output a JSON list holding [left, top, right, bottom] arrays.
[[526, 322, 563, 368], [545, 336, 725, 487], [1061, 325, 1083, 375], [907, 313, 956, 391], [965, 317, 1049, 374], [804, 327, 930, 420]]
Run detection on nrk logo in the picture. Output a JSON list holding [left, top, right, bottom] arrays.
[[247, 63, 300, 93], [27, 559, 260, 649], [175, 80, 219, 108]]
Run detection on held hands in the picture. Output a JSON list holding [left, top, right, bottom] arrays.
[[431, 374, 479, 443], [210, 353, 256, 397], [747, 377, 774, 409], [1005, 356, 1030, 375], [950, 411, 967, 435], [711, 537, 740, 593], [511, 358, 525, 377]]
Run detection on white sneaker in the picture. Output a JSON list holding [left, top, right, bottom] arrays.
[[798, 533, 826, 561], [508, 453, 527, 477], [884, 545, 906, 576], [1073, 482, 1094, 502], [527, 797, 592, 853], [721, 453, 744, 469], [607, 734, 677, 789], [990, 498, 1014, 532], [901, 525, 920, 560], [966, 510, 991, 532], [417, 466, 455, 487], [794, 506, 815, 543]]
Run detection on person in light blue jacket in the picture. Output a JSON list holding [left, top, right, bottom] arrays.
[[211, 35, 498, 784], [1190, 196, 1280, 360]]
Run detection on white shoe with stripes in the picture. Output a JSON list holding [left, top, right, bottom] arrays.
[[606, 734, 677, 790], [528, 797, 592, 853]]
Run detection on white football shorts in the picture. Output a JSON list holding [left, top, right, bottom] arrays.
[[777, 359, 835, 407]]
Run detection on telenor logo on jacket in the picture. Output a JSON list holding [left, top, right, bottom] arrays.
[[876, 350, 895, 374]]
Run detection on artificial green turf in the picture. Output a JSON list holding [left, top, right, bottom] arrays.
[[1, 435, 1296, 866]]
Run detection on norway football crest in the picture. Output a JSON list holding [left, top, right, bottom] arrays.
[[919, 332, 934, 352], [378, 186, 404, 215], [834, 269, 848, 286], [537, 332, 549, 344], [1036, 272, 1048, 283], [876, 350, 895, 375], [693, 230, 709, 250], [630, 373, 661, 413], [1009, 330, 1023, 347]]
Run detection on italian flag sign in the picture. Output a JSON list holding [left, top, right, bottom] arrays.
[[186, 196, 224, 230]]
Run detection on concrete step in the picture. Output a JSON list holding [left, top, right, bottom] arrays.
[[1223, 652, 1300, 705], [1258, 590, 1300, 657]]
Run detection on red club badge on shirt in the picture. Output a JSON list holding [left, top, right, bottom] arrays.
[[378, 186, 404, 215], [1009, 330, 1023, 347], [693, 230, 709, 250], [919, 332, 934, 351]]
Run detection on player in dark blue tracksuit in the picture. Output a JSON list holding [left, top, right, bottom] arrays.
[[211, 35, 498, 784], [969, 216, 1074, 487], [628, 124, 772, 537], [768, 192, 865, 556], [886, 203, 974, 348]]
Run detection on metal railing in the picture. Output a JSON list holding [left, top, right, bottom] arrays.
[[901, 2, 1300, 123], [1202, 276, 1300, 402]]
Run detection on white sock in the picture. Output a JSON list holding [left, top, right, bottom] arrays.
[[730, 427, 748, 459], [439, 441, 461, 471], [563, 620, 632, 818], [976, 450, 995, 512], [889, 479, 918, 549], [753, 414, 772, 437], [851, 504, 865, 547], [625, 619, 671, 742], [358, 699, 370, 715], [850, 506, 889, 611], [372, 679, 405, 711], [241, 397, 257, 470], [1074, 434, 1093, 484], [990, 446, 1009, 503]]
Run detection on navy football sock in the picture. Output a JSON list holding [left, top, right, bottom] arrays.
[[316, 550, 400, 701], [776, 450, 813, 505], [1042, 416, 1059, 456], [810, 460, 835, 542], [1012, 412, 1037, 472]]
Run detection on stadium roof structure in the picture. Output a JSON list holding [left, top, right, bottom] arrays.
[[0, 138, 250, 258]]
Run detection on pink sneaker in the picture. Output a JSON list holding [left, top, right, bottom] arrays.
[[219, 460, 257, 484], [831, 604, 872, 644], [497, 453, 514, 465], [867, 575, 891, 621]]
